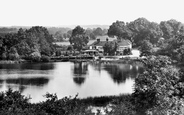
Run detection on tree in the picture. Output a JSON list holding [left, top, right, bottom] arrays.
[[71, 26, 85, 37], [133, 56, 184, 114], [103, 41, 118, 55], [139, 40, 154, 56], [127, 18, 163, 46], [8, 47, 19, 60], [26, 26, 55, 56], [16, 40, 31, 58], [29, 51, 41, 62], [158, 34, 184, 63], [69, 26, 89, 51], [93, 27, 103, 36], [108, 21, 133, 41], [160, 19, 184, 40]]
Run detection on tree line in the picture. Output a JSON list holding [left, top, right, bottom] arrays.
[[0, 26, 55, 62], [107, 18, 184, 62], [53, 27, 107, 42], [1, 17, 184, 63]]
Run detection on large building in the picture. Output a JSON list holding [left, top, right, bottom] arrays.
[[89, 35, 132, 55]]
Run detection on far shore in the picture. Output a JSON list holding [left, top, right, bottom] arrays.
[[0, 60, 30, 64]]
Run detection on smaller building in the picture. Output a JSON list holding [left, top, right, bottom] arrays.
[[116, 39, 132, 55], [81, 49, 99, 56]]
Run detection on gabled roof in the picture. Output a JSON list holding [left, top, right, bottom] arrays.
[[90, 39, 132, 47], [116, 39, 132, 46], [96, 35, 117, 41], [90, 41, 106, 46]]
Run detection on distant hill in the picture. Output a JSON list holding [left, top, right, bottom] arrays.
[[0, 25, 110, 35], [47, 27, 71, 35], [59, 25, 110, 29], [0, 27, 18, 33]]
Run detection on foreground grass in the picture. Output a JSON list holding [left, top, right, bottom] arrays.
[[0, 89, 141, 115]]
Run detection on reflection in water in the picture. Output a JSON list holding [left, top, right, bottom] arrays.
[[0, 63, 55, 70], [72, 62, 88, 85], [91, 63, 144, 84], [0, 62, 144, 103], [105, 65, 138, 84], [0, 77, 49, 92], [72, 62, 88, 76], [73, 77, 85, 85], [6, 77, 49, 86], [0, 79, 4, 88]]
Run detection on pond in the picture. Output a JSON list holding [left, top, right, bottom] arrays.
[[0, 61, 144, 103]]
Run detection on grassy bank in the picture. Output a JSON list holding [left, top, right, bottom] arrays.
[[0, 89, 141, 115], [0, 59, 31, 64], [0, 60, 21, 64]]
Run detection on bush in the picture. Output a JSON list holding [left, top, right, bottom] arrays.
[[41, 55, 50, 62], [8, 53, 20, 60], [1, 52, 7, 60], [29, 51, 41, 62], [133, 56, 184, 114]]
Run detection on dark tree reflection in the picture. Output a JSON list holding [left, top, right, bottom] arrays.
[[72, 62, 88, 85], [6, 77, 49, 86], [73, 77, 85, 85], [103, 64, 143, 84], [0, 79, 4, 88], [0, 63, 55, 70]]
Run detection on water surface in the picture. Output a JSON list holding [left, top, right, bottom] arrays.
[[0, 61, 143, 103]]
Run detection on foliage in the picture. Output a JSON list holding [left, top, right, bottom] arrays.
[[69, 26, 89, 51], [8, 47, 20, 60], [41, 55, 50, 62], [93, 27, 104, 36], [29, 51, 41, 62], [67, 45, 74, 51], [0, 88, 32, 115], [123, 48, 131, 55], [108, 18, 163, 47], [108, 21, 133, 41], [133, 56, 184, 114], [127, 18, 163, 46], [103, 41, 118, 55], [139, 40, 154, 56], [54, 30, 71, 42], [0, 26, 55, 61], [160, 19, 184, 39], [0, 88, 136, 115], [158, 34, 184, 63]]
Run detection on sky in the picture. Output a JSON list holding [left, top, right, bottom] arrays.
[[0, 0, 184, 27]]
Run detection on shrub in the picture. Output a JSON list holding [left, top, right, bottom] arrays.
[[8, 53, 20, 60], [1, 52, 7, 60], [133, 56, 184, 114], [29, 51, 41, 62], [41, 55, 50, 62]]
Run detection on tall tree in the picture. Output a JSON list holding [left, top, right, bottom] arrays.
[[93, 27, 103, 36], [26, 26, 54, 56], [71, 26, 85, 37], [158, 34, 184, 63], [69, 26, 89, 51], [108, 21, 133, 41], [103, 41, 118, 55], [139, 40, 154, 56], [160, 19, 184, 39], [127, 18, 162, 46]]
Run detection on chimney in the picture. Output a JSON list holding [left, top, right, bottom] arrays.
[[97, 38, 100, 42], [106, 38, 109, 41]]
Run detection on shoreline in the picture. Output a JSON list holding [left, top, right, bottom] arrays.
[[0, 60, 31, 64]]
